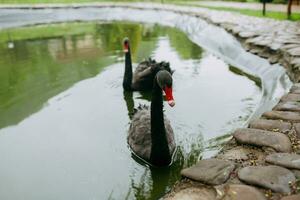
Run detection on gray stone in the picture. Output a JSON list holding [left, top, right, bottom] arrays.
[[281, 194, 300, 200], [164, 187, 217, 200], [281, 93, 300, 102], [274, 101, 300, 112], [288, 47, 300, 56], [238, 165, 296, 193], [266, 153, 300, 170], [281, 44, 300, 50], [221, 146, 249, 161], [233, 128, 292, 152], [181, 159, 235, 185], [222, 184, 266, 200], [293, 123, 300, 139], [263, 111, 300, 122], [238, 31, 258, 38], [292, 169, 300, 179], [249, 119, 291, 133]]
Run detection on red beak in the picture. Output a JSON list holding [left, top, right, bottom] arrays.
[[163, 86, 175, 107], [123, 42, 129, 53]]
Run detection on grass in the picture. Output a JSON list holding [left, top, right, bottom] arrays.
[[0, 0, 299, 21], [175, 2, 300, 21]]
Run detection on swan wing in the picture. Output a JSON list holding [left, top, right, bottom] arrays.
[[128, 107, 152, 162]]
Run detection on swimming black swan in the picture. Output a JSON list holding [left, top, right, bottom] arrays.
[[128, 70, 176, 166], [123, 37, 172, 91]]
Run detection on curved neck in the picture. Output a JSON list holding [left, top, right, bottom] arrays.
[[123, 48, 133, 90], [150, 79, 171, 166]]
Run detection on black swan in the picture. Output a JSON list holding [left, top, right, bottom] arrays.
[[123, 37, 172, 91], [128, 70, 176, 166]]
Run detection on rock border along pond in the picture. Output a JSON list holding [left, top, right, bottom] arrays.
[[0, 2, 300, 199]]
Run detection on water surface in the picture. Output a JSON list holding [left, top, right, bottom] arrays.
[[0, 22, 263, 200]]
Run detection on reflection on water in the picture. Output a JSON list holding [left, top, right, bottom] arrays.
[[0, 22, 261, 200]]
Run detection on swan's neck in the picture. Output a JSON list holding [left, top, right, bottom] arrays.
[[150, 79, 171, 166], [123, 49, 133, 90]]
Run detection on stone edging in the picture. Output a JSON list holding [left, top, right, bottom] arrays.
[[1, 3, 300, 199]]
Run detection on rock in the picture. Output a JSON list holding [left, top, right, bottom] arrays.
[[181, 159, 235, 185], [290, 83, 300, 94], [164, 187, 217, 200], [293, 123, 300, 139], [281, 194, 300, 200], [288, 47, 300, 56], [238, 166, 296, 193], [221, 146, 249, 161], [249, 119, 291, 133], [292, 169, 300, 179], [266, 153, 300, 170], [233, 128, 292, 152], [221, 184, 266, 200], [275, 101, 300, 112], [238, 31, 258, 38], [263, 111, 300, 122], [281, 93, 300, 102]]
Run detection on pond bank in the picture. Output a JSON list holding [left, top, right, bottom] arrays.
[[1, 3, 300, 199]]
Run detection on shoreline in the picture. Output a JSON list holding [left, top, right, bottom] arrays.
[[0, 3, 299, 199]]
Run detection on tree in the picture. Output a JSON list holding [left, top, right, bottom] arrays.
[[287, 0, 292, 18], [260, 0, 273, 16]]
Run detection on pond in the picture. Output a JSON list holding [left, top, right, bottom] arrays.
[[0, 21, 265, 200]]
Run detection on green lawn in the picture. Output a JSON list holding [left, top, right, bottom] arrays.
[[0, 0, 298, 21], [175, 2, 300, 21]]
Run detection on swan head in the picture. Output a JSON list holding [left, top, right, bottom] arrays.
[[123, 37, 130, 53], [156, 70, 175, 107]]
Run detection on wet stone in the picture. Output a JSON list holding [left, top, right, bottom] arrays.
[[263, 111, 300, 123], [233, 128, 292, 152], [280, 93, 300, 102], [181, 159, 235, 185], [222, 184, 266, 200], [165, 187, 217, 200], [249, 119, 291, 133], [238, 165, 296, 193], [275, 101, 300, 112], [266, 153, 300, 170], [290, 83, 300, 94], [281, 194, 300, 200]]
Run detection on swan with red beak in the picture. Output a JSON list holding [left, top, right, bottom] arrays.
[[128, 70, 176, 167]]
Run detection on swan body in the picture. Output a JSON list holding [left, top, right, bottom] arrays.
[[128, 70, 176, 166], [128, 105, 176, 164]]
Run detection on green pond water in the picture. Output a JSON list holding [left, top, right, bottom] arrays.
[[0, 22, 261, 200]]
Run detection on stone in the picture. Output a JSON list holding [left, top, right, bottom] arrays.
[[221, 146, 249, 161], [164, 187, 217, 200], [233, 128, 292, 152], [288, 47, 300, 56], [222, 184, 266, 200], [181, 159, 235, 185], [238, 31, 258, 38], [238, 166, 296, 193], [290, 83, 300, 94], [294, 123, 300, 139], [281, 93, 300, 102], [292, 169, 300, 179], [263, 111, 300, 122], [275, 101, 300, 112], [249, 119, 291, 133], [281, 194, 300, 200], [266, 153, 300, 170]]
